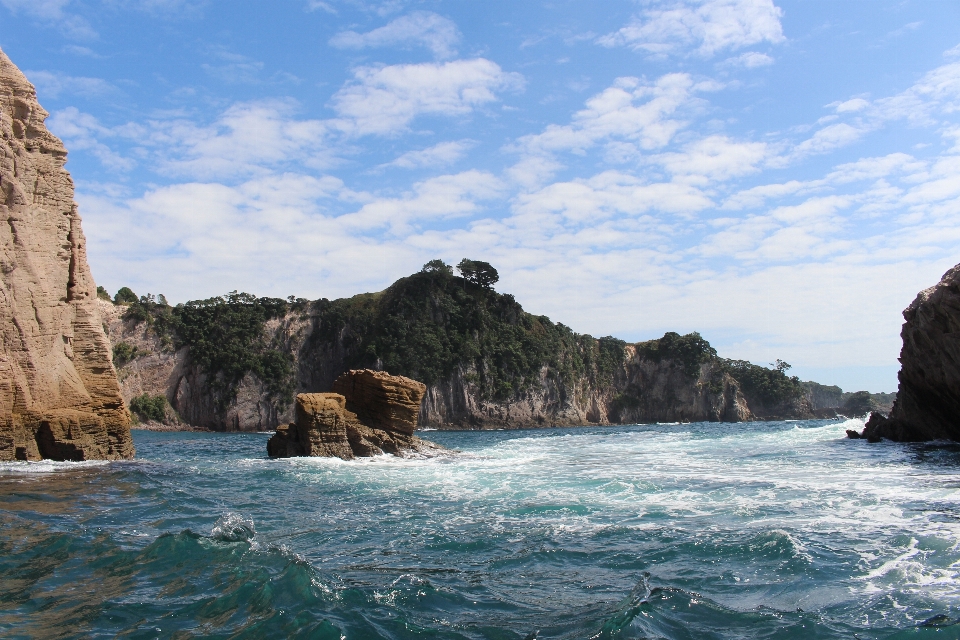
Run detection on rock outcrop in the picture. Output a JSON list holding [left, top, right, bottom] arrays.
[[856, 264, 960, 442], [0, 48, 133, 461], [267, 370, 440, 459]]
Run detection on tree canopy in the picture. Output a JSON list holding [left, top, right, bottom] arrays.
[[457, 259, 499, 289]]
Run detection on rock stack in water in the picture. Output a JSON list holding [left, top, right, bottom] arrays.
[[0, 48, 134, 461], [854, 263, 960, 442], [267, 370, 440, 459]]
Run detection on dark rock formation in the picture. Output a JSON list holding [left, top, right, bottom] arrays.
[[856, 264, 960, 442], [267, 370, 440, 459], [0, 48, 133, 461]]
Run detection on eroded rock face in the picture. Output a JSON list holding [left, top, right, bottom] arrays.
[[267, 371, 439, 459], [860, 264, 960, 442], [332, 369, 426, 435], [0, 48, 133, 461]]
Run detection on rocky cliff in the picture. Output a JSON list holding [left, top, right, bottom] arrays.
[[105, 268, 812, 431], [858, 263, 960, 442], [0, 49, 133, 461]]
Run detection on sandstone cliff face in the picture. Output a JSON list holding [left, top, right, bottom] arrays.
[[0, 49, 133, 461], [268, 370, 439, 459], [416, 353, 752, 429], [860, 264, 960, 442]]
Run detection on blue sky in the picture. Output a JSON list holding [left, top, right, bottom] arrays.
[[2, 0, 959, 393]]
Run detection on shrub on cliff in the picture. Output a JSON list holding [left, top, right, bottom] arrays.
[[721, 358, 804, 409], [114, 287, 138, 305], [117, 291, 295, 410], [112, 341, 139, 367], [130, 393, 166, 422], [174, 292, 294, 408], [636, 332, 718, 378]]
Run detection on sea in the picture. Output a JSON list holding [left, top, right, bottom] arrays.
[[2, 417, 960, 639]]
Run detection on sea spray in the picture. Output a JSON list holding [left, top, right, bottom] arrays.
[[3, 419, 960, 638]]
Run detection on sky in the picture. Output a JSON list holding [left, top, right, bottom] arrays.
[[2, 0, 959, 393]]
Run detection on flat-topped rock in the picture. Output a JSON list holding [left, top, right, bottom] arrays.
[[332, 369, 426, 435], [0, 48, 133, 461], [267, 374, 440, 460]]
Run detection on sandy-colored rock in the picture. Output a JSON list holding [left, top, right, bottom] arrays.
[[268, 378, 441, 460], [860, 263, 960, 442], [332, 369, 427, 435], [0, 48, 133, 461]]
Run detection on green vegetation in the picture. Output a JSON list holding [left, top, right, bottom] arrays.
[[175, 292, 293, 406], [129, 393, 167, 422], [112, 341, 139, 367], [96, 286, 111, 301], [720, 358, 804, 409], [114, 287, 138, 305], [112, 260, 805, 413], [635, 331, 717, 378], [312, 263, 623, 400], [456, 259, 499, 289], [116, 289, 295, 409]]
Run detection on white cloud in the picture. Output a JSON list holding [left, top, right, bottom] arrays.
[[46, 107, 135, 171], [329, 11, 460, 59], [598, 0, 784, 58], [305, 1, 336, 14], [331, 59, 523, 136], [721, 180, 820, 210], [381, 139, 476, 169], [792, 122, 866, 158], [724, 51, 774, 68], [24, 70, 119, 99], [48, 100, 333, 179], [341, 170, 503, 234], [513, 171, 713, 225], [514, 74, 702, 159], [834, 98, 869, 113], [655, 135, 768, 182], [826, 153, 926, 184], [0, 0, 96, 39]]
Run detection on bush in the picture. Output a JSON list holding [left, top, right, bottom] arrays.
[[721, 359, 804, 409], [636, 332, 718, 378], [112, 342, 139, 367], [114, 287, 138, 305], [96, 286, 111, 301], [130, 393, 166, 422], [174, 292, 293, 407], [456, 259, 499, 289]]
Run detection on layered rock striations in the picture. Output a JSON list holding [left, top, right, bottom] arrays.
[[857, 264, 960, 442], [0, 49, 133, 460], [267, 370, 439, 459]]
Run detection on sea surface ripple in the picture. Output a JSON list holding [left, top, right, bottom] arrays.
[[3, 418, 960, 639]]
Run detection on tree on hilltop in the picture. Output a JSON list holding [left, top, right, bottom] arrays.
[[421, 259, 453, 276], [457, 259, 499, 289], [114, 287, 137, 305]]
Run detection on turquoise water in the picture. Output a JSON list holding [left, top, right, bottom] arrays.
[[2, 418, 960, 639]]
